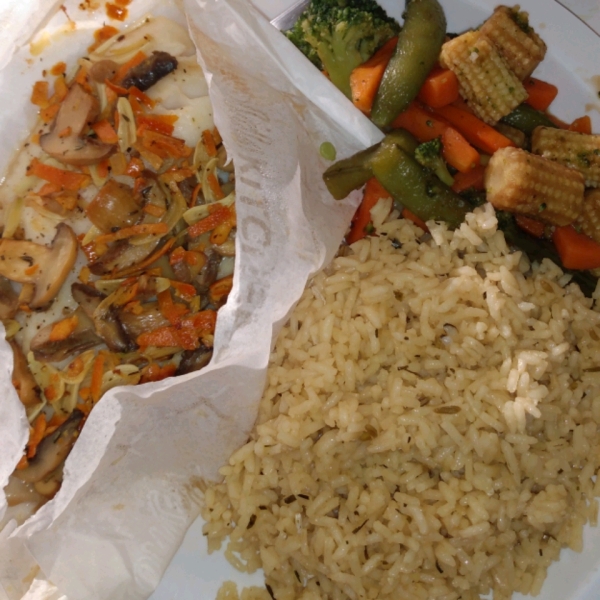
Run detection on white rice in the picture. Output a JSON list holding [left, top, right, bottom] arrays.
[[204, 203, 600, 600]]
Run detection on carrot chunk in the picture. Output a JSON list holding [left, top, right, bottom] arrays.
[[417, 67, 460, 108], [441, 127, 480, 173], [434, 105, 515, 154], [553, 225, 600, 270], [451, 164, 486, 193], [350, 36, 398, 116], [523, 78, 558, 112], [391, 102, 449, 142], [346, 177, 392, 245]]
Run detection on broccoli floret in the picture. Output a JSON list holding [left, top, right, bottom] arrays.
[[414, 137, 455, 187], [285, 0, 400, 98]]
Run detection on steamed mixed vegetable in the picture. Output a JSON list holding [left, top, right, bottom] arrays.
[[288, 0, 600, 294], [3, 17, 236, 516]]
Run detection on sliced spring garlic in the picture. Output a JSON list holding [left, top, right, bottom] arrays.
[[26, 400, 47, 424], [27, 352, 66, 404], [89, 163, 109, 188], [82, 225, 102, 246], [117, 97, 137, 154], [202, 158, 221, 204], [183, 191, 235, 225], [3, 197, 24, 239], [101, 364, 141, 395]]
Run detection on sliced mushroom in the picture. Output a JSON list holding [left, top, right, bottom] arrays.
[[29, 307, 102, 363], [0, 223, 78, 309], [86, 180, 142, 232], [33, 464, 64, 498], [118, 301, 170, 340], [0, 275, 18, 320], [121, 51, 178, 92], [89, 59, 119, 84], [91, 291, 136, 353], [71, 282, 105, 318], [88, 238, 160, 276], [9, 339, 41, 407], [176, 344, 213, 375], [0, 238, 53, 283], [40, 83, 114, 166], [4, 475, 44, 508], [15, 410, 84, 484]]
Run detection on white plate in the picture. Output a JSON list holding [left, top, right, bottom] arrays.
[[150, 1, 600, 599]]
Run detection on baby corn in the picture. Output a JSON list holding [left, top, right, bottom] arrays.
[[479, 5, 547, 80], [532, 126, 600, 187], [440, 31, 527, 125], [485, 146, 584, 226], [579, 189, 600, 244]]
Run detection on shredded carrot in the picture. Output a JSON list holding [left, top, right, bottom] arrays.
[[140, 363, 177, 384], [50, 76, 69, 104], [125, 156, 145, 177], [44, 412, 69, 437], [137, 114, 178, 136], [58, 126, 72, 138], [201, 129, 219, 157], [113, 50, 147, 85], [402, 208, 429, 232], [37, 182, 61, 196], [350, 36, 398, 116], [170, 280, 197, 300], [96, 158, 111, 179], [74, 65, 92, 92], [207, 172, 225, 200], [92, 119, 119, 144], [40, 103, 61, 124], [27, 158, 91, 191], [104, 78, 130, 96], [188, 205, 232, 238], [209, 275, 234, 304], [31, 81, 50, 108], [346, 177, 391, 245], [90, 352, 106, 403], [169, 246, 187, 265], [188, 182, 202, 208], [553, 225, 600, 270], [515, 215, 546, 239], [434, 105, 515, 154], [139, 130, 192, 159], [157, 289, 189, 325], [26, 414, 48, 459], [129, 86, 155, 109], [143, 203, 166, 217], [93, 222, 169, 245], [50, 61, 67, 76], [523, 78, 558, 112], [451, 164, 486, 193], [136, 310, 216, 351], [569, 115, 592, 135], [417, 66, 460, 109], [79, 387, 91, 402], [49, 314, 79, 342], [23, 263, 39, 277]]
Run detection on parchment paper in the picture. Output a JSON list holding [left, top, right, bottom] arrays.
[[0, 0, 382, 598]]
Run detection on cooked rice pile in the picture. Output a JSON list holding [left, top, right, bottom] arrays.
[[203, 202, 600, 600]]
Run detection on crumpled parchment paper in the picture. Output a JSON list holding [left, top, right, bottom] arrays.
[[0, 0, 381, 598]]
